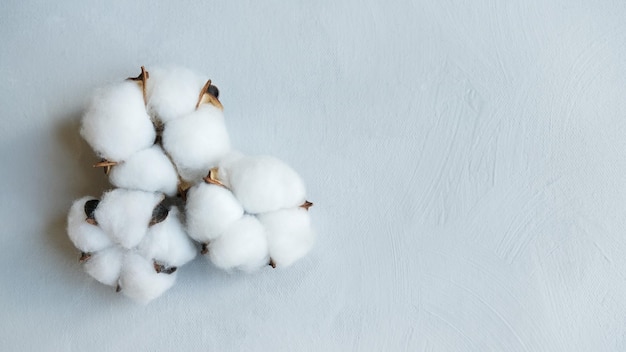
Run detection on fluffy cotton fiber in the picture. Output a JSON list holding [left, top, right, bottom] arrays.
[[162, 104, 231, 182], [108, 145, 179, 196], [67, 196, 113, 253], [222, 156, 306, 214], [94, 189, 163, 249], [83, 246, 124, 287], [145, 66, 208, 123], [80, 80, 156, 162], [138, 207, 197, 267], [185, 183, 244, 243], [208, 215, 269, 271], [118, 253, 177, 303], [258, 208, 315, 268]]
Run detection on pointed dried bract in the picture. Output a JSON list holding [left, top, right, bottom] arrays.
[[79, 252, 92, 263], [203, 168, 225, 187], [127, 66, 150, 105], [196, 79, 223, 110], [93, 159, 118, 175], [300, 200, 313, 211]]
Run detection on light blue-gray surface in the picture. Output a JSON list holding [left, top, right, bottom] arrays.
[[2, 1, 626, 351]]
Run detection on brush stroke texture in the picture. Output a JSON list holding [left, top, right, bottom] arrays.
[[1, 0, 626, 351]]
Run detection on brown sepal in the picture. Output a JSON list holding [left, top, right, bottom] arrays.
[[300, 200, 314, 211], [127, 66, 150, 105], [79, 252, 91, 263], [202, 168, 225, 187], [93, 159, 118, 175], [196, 79, 223, 110]]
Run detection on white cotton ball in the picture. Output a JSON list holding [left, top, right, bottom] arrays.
[[108, 145, 179, 196], [94, 189, 163, 249], [162, 104, 231, 182], [145, 66, 208, 123], [258, 208, 316, 268], [119, 252, 177, 303], [217, 150, 245, 171], [138, 207, 197, 267], [67, 196, 113, 253], [185, 183, 244, 243], [80, 80, 156, 161], [83, 246, 124, 287], [208, 215, 269, 272], [222, 156, 306, 214]]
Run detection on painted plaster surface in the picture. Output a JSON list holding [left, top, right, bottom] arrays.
[[1, 0, 625, 350]]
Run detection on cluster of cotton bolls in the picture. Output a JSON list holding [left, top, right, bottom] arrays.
[[67, 66, 315, 303]]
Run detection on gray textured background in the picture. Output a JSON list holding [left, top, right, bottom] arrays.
[[2, 1, 626, 351]]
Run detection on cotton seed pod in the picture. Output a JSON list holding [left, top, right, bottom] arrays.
[[211, 155, 307, 214], [162, 104, 231, 183], [80, 80, 155, 162], [207, 215, 269, 272], [93, 189, 164, 249], [82, 246, 124, 287], [67, 196, 113, 253], [108, 145, 179, 196], [258, 207, 316, 268], [118, 253, 177, 303], [137, 207, 197, 268], [185, 182, 244, 244]]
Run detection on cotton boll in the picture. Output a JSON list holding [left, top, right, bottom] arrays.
[[223, 156, 306, 214], [208, 215, 269, 272], [145, 66, 208, 123], [67, 196, 113, 253], [83, 246, 124, 287], [162, 104, 231, 182], [138, 207, 197, 267], [108, 145, 179, 196], [119, 253, 177, 303], [185, 183, 244, 243], [258, 208, 316, 268], [94, 189, 163, 249], [80, 80, 156, 161]]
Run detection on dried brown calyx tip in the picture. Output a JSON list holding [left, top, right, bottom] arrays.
[[115, 284, 122, 292], [177, 180, 192, 201], [127, 66, 150, 105], [300, 200, 314, 211], [203, 168, 225, 187], [93, 159, 118, 175], [149, 201, 169, 226], [269, 258, 277, 268], [79, 252, 92, 263], [84, 199, 100, 225], [200, 243, 209, 255], [153, 261, 177, 274], [196, 79, 223, 110]]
